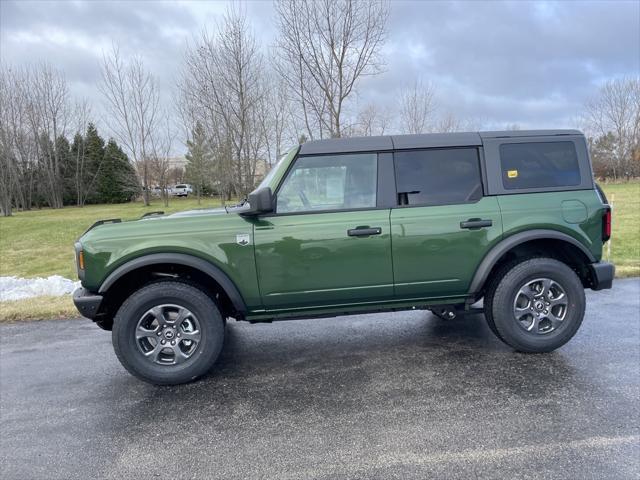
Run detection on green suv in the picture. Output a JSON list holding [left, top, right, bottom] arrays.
[[73, 130, 614, 385]]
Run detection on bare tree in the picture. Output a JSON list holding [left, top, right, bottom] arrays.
[[100, 45, 160, 205], [582, 77, 640, 179], [274, 0, 389, 139], [1, 64, 76, 212], [260, 72, 291, 166], [399, 80, 436, 134], [27, 64, 72, 209], [0, 66, 30, 215], [150, 114, 177, 207], [0, 68, 20, 215], [179, 9, 268, 198], [71, 99, 101, 207], [353, 103, 392, 136], [436, 112, 462, 133]]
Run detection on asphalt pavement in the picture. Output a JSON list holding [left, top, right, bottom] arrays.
[[1, 278, 639, 479]]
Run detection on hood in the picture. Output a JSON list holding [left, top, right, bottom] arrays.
[[164, 207, 229, 218], [79, 204, 252, 243]]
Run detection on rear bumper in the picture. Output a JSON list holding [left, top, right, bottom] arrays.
[[73, 287, 103, 319], [589, 261, 615, 291]]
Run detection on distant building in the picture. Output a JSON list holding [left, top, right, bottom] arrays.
[[167, 156, 188, 170]]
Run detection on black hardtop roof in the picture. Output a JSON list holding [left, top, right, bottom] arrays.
[[298, 129, 583, 155]]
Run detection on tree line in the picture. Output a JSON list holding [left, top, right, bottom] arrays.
[[0, 65, 139, 215], [1, 0, 638, 215]]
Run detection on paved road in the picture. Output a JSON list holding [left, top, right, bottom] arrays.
[[1, 279, 639, 479]]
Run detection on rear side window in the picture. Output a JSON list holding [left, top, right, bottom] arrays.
[[394, 148, 482, 206], [500, 141, 580, 189]]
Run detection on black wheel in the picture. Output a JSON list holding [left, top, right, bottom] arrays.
[[485, 258, 585, 353], [112, 282, 224, 385]]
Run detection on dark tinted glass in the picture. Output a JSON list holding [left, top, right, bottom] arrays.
[[500, 141, 580, 189], [394, 148, 482, 206]]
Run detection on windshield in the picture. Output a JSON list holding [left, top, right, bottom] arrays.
[[256, 149, 292, 191]]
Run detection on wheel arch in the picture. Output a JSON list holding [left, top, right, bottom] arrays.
[[468, 230, 596, 297], [98, 253, 247, 319]]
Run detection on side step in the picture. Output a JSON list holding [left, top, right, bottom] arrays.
[[428, 305, 484, 320]]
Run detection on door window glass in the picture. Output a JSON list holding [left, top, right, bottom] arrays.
[[394, 148, 482, 206], [277, 153, 377, 213], [500, 141, 580, 189]]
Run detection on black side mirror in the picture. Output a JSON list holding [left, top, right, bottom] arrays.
[[241, 187, 274, 216]]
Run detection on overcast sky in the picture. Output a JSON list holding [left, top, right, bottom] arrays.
[[1, 0, 638, 152]]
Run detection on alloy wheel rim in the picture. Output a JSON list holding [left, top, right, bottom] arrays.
[[135, 304, 201, 365], [513, 278, 568, 335]]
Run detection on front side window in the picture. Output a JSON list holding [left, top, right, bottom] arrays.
[[500, 141, 580, 189], [394, 148, 482, 206], [276, 153, 377, 213]]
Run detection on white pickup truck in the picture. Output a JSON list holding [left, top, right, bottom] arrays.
[[172, 184, 193, 197]]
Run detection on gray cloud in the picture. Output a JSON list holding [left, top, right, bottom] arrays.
[[1, 0, 638, 145], [360, 0, 639, 128]]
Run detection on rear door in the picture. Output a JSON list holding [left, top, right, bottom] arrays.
[[254, 152, 394, 310], [390, 147, 503, 299]]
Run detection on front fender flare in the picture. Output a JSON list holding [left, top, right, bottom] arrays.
[[98, 253, 247, 315], [468, 229, 596, 296]]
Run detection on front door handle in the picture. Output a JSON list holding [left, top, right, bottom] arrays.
[[460, 219, 493, 230], [347, 227, 382, 237]]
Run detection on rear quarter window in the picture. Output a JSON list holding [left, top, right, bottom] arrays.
[[500, 141, 580, 189]]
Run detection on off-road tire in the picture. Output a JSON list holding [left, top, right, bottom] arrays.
[[112, 281, 224, 385], [485, 258, 585, 352]]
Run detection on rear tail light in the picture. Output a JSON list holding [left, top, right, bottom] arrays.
[[602, 208, 611, 242]]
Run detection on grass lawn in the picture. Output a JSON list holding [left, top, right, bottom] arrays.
[[0, 295, 76, 322], [0, 184, 638, 321], [0, 196, 232, 279], [600, 182, 640, 278]]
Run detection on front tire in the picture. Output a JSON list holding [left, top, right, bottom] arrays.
[[112, 282, 224, 385], [485, 258, 585, 353]]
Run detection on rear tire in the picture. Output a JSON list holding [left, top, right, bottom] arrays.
[[112, 281, 224, 385], [485, 258, 585, 352]]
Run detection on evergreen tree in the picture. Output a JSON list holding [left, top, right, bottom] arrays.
[[185, 122, 213, 204], [82, 123, 106, 204], [66, 123, 106, 206], [65, 132, 84, 205], [55, 135, 76, 206], [97, 139, 139, 203]]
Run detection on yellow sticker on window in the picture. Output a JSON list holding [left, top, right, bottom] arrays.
[[507, 170, 518, 178]]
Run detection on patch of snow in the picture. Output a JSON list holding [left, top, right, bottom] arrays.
[[0, 276, 81, 302]]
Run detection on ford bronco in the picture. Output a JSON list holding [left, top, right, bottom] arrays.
[[73, 130, 614, 385]]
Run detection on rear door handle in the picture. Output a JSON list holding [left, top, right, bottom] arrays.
[[460, 219, 492, 230], [347, 227, 382, 237]]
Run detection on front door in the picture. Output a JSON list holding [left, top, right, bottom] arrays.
[[254, 152, 393, 310], [390, 147, 503, 299]]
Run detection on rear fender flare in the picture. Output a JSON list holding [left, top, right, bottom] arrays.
[[468, 229, 596, 296]]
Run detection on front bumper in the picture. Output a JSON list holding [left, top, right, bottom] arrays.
[[589, 261, 615, 291], [73, 287, 103, 319]]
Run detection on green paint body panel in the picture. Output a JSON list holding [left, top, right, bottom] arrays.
[[80, 209, 264, 310], [497, 190, 604, 261], [76, 142, 609, 322], [253, 210, 394, 310], [390, 197, 503, 298]]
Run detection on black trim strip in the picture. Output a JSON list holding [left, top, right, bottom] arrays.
[[98, 253, 248, 314]]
